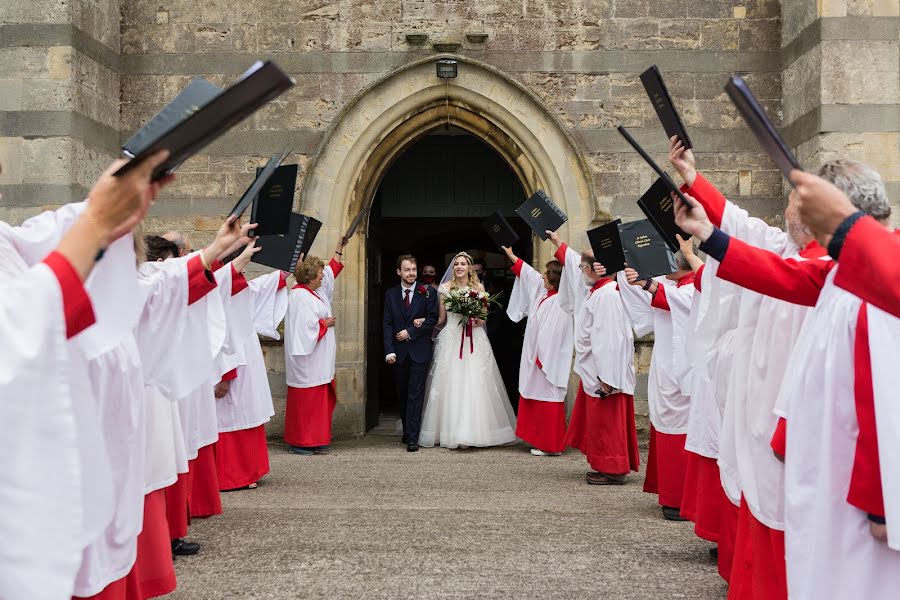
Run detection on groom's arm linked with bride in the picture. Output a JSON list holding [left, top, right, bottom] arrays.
[[383, 254, 440, 451]]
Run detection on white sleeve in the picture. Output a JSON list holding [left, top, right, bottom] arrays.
[[286, 291, 322, 357], [320, 265, 337, 303], [664, 284, 696, 380], [557, 246, 587, 317], [249, 271, 288, 340], [721, 201, 795, 256], [507, 261, 545, 323], [616, 271, 655, 337]]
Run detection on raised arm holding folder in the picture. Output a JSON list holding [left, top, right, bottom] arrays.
[[515, 190, 568, 240], [617, 126, 696, 209], [618, 219, 677, 280], [636, 178, 690, 254]]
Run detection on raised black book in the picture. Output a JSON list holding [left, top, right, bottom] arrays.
[[515, 190, 567, 241], [230, 148, 292, 220], [640, 65, 693, 149], [251, 163, 297, 237], [115, 61, 295, 181], [482, 211, 519, 247], [725, 75, 803, 185], [253, 212, 322, 274], [617, 126, 697, 209], [342, 206, 368, 245], [619, 219, 677, 280], [586, 219, 626, 274], [122, 78, 223, 157], [637, 178, 690, 254]]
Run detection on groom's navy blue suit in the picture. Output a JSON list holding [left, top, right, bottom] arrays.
[[384, 281, 439, 444]]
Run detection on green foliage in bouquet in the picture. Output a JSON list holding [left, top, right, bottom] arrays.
[[443, 286, 504, 323]]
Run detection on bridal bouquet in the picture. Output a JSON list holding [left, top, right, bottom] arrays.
[[443, 287, 502, 322]]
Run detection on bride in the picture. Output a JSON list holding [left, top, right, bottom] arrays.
[[418, 252, 518, 449]]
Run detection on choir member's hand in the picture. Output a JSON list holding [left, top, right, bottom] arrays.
[[501, 246, 516, 263], [395, 329, 410, 342], [772, 449, 785, 463], [677, 234, 694, 257], [546, 230, 562, 247], [592, 262, 606, 277], [334, 237, 348, 260], [789, 169, 858, 248], [668, 135, 697, 188], [412, 318, 425, 328], [231, 239, 262, 273], [323, 316, 336, 328], [213, 380, 231, 399], [870, 521, 888, 543], [674, 193, 714, 242], [624, 267, 643, 286]]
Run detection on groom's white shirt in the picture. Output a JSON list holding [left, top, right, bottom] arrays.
[[385, 281, 417, 362]]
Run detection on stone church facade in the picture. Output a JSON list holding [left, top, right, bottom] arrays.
[[2, 0, 898, 438]]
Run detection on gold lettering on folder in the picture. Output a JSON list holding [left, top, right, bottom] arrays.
[[492, 224, 501, 233], [635, 235, 651, 249], [531, 207, 542, 218]]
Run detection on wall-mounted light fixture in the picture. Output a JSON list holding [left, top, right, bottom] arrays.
[[436, 59, 458, 79]]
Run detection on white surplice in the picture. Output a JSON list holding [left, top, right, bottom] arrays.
[[217, 271, 287, 432], [781, 269, 900, 599], [506, 261, 573, 402], [286, 265, 338, 388], [556, 246, 634, 395]]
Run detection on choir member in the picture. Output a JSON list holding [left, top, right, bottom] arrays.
[[619, 256, 696, 521], [503, 243, 574, 457], [284, 240, 347, 455], [674, 160, 899, 599], [215, 243, 289, 490], [0, 153, 166, 600], [548, 232, 639, 483]]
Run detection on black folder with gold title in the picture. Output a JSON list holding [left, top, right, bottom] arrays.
[[482, 211, 519, 247], [640, 65, 692, 149], [230, 148, 291, 220], [251, 164, 297, 237], [637, 178, 690, 254], [515, 190, 567, 241], [619, 219, 677, 280], [253, 212, 322, 274], [587, 219, 627, 274]]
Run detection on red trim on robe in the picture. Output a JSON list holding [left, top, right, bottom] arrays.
[[316, 319, 328, 341], [717, 235, 833, 307], [535, 357, 543, 369], [277, 271, 289, 290], [43, 250, 96, 338], [187, 254, 217, 305], [554, 243, 568, 264], [798, 240, 828, 260], [770, 417, 787, 458], [834, 221, 900, 318], [728, 496, 788, 600], [676, 271, 696, 288], [651, 284, 670, 311], [681, 172, 727, 227], [230, 265, 249, 295], [694, 264, 705, 292], [295, 283, 324, 302], [284, 382, 337, 448], [216, 425, 270, 490], [328, 258, 344, 278], [511, 257, 524, 277], [590, 278, 614, 294], [565, 383, 639, 475], [516, 397, 567, 453], [538, 289, 558, 306], [848, 303, 885, 518], [210, 259, 224, 272], [220, 368, 238, 383]]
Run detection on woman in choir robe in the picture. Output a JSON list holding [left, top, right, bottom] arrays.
[[548, 232, 640, 484], [503, 244, 573, 456], [284, 241, 347, 455], [215, 244, 289, 490]]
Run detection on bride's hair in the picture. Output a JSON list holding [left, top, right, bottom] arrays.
[[449, 252, 481, 290]]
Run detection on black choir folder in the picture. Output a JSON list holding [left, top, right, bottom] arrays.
[[515, 190, 567, 241], [587, 219, 627, 274], [253, 213, 322, 273], [230, 148, 292, 220], [617, 126, 696, 209], [250, 163, 297, 237], [619, 219, 677, 280], [640, 65, 693, 149], [725, 75, 803, 185], [482, 211, 519, 247], [115, 61, 295, 181], [637, 178, 690, 254]]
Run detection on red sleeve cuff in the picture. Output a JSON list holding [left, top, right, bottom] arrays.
[[650, 283, 670, 311], [770, 417, 787, 457], [187, 254, 217, 305], [329, 258, 344, 278], [554, 243, 568, 265], [682, 172, 726, 227], [693, 265, 704, 292], [511, 258, 524, 277], [220, 368, 238, 382], [210, 259, 224, 272], [43, 251, 96, 339], [231, 264, 249, 296], [278, 271, 289, 290], [317, 319, 328, 341]]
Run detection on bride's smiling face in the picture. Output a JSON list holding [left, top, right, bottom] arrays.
[[452, 256, 470, 280]]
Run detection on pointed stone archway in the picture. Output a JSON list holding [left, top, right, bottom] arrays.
[[298, 54, 600, 437]]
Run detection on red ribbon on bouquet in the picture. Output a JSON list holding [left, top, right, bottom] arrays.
[[458, 318, 475, 359]]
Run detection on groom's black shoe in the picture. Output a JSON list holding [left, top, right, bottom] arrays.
[[407, 442, 419, 452], [401, 435, 409, 445]]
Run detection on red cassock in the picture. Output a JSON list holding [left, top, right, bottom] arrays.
[[164, 472, 191, 541], [565, 384, 639, 475], [681, 453, 727, 543], [216, 424, 270, 490], [284, 382, 338, 447], [133, 490, 176, 599], [516, 394, 567, 454], [189, 443, 222, 518]]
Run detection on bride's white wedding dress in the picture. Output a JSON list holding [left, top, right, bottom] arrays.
[[419, 300, 518, 449]]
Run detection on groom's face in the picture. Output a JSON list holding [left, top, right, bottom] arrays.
[[398, 259, 418, 285]]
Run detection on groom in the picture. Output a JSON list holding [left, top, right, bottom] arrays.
[[383, 254, 439, 452]]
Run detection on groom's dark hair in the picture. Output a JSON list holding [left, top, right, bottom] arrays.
[[396, 254, 417, 269]]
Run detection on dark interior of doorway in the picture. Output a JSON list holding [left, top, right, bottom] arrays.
[[365, 129, 533, 431]]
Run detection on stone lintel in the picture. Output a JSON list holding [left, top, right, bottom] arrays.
[[783, 105, 900, 148], [782, 16, 900, 69], [0, 110, 120, 152], [0, 23, 121, 71]]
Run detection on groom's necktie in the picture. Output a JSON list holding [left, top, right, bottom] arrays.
[[404, 288, 411, 308]]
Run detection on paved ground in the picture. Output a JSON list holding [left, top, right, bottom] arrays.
[[172, 432, 726, 599]]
